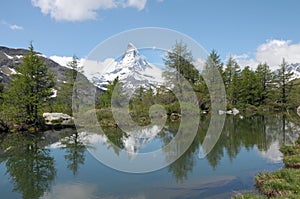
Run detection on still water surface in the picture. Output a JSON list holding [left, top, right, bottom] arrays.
[[0, 114, 299, 199]]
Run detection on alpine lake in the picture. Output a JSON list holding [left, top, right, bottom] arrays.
[[0, 114, 299, 199]]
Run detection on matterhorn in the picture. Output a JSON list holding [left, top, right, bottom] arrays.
[[93, 43, 164, 91]]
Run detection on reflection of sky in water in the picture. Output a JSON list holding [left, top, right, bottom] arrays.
[[258, 141, 283, 163]]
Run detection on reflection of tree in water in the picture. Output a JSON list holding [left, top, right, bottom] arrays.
[[61, 132, 86, 176], [160, 119, 201, 183], [167, 131, 200, 183], [163, 114, 300, 180], [102, 127, 125, 156], [0, 134, 56, 199]]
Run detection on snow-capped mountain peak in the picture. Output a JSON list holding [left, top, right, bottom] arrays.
[[126, 42, 137, 52], [93, 43, 164, 91], [114, 42, 148, 71]]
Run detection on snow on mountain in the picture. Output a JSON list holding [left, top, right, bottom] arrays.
[[92, 43, 164, 91], [271, 62, 300, 80], [287, 63, 300, 80]]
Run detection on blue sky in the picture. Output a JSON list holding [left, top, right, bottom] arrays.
[[1, 0, 300, 69]]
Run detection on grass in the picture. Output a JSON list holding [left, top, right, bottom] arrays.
[[255, 169, 300, 197], [280, 145, 300, 156], [283, 155, 300, 169]]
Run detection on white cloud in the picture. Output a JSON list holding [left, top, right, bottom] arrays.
[[193, 58, 206, 72], [50, 55, 79, 68], [42, 183, 97, 199], [83, 58, 117, 81], [0, 20, 23, 30], [232, 39, 300, 70], [31, 0, 148, 21], [125, 0, 147, 11], [258, 141, 283, 163], [229, 53, 259, 70], [50, 55, 116, 81], [255, 40, 300, 70], [9, 24, 23, 30]]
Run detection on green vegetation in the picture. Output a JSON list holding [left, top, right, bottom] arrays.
[[232, 137, 300, 199]]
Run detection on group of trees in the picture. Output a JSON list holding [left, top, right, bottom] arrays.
[[218, 56, 296, 111], [0, 44, 81, 131], [0, 41, 299, 131], [98, 41, 299, 117], [168, 41, 298, 111], [99, 42, 300, 121]]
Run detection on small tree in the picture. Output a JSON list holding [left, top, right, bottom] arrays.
[[56, 55, 82, 115], [200, 50, 224, 110], [99, 76, 124, 108], [4, 43, 55, 127]]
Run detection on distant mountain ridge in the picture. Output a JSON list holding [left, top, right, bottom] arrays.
[[0, 46, 70, 85]]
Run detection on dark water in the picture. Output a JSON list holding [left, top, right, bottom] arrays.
[[0, 114, 299, 199]]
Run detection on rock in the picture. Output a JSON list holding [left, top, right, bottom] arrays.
[[43, 112, 74, 126], [232, 108, 240, 115], [218, 110, 226, 115], [226, 110, 233, 115], [297, 106, 300, 117], [170, 113, 181, 120], [219, 108, 239, 116]]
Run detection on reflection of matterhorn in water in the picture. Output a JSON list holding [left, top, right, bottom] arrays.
[[122, 125, 161, 159], [47, 126, 162, 159], [93, 43, 164, 91]]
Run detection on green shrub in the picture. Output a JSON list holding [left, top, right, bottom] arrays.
[[280, 145, 300, 156]]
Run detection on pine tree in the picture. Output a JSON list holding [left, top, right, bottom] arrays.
[[163, 41, 199, 84], [4, 43, 55, 126], [223, 57, 241, 106], [255, 63, 274, 105], [239, 66, 260, 106], [276, 58, 294, 108], [199, 50, 224, 110]]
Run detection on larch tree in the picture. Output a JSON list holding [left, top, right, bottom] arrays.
[[276, 58, 294, 108], [255, 62, 274, 105], [4, 43, 55, 127]]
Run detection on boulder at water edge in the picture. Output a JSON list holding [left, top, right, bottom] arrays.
[[43, 113, 74, 126]]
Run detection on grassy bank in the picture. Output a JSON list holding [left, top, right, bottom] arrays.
[[233, 138, 300, 199]]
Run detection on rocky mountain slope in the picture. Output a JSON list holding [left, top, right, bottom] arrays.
[[0, 46, 70, 85]]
